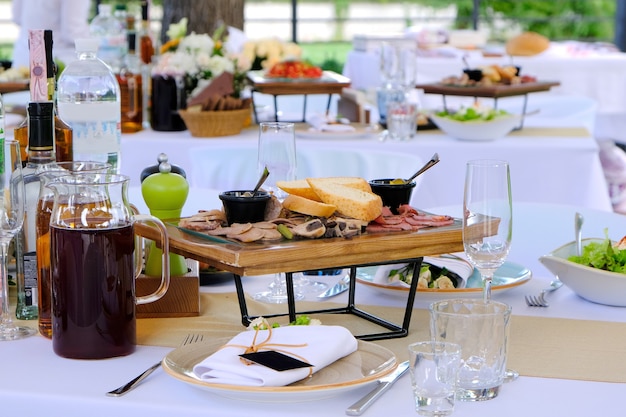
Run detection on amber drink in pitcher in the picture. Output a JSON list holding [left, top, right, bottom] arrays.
[[47, 174, 170, 359]]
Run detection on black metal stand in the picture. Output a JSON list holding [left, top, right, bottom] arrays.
[[251, 91, 334, 123], [232, 257, 424, 341]]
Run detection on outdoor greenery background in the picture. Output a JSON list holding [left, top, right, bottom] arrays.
[[0, 0, 619, 71]]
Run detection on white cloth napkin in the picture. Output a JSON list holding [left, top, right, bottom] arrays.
[[373, 263, 411, 287], [307, 113, 356, 132], [193, 325, 358, 386]]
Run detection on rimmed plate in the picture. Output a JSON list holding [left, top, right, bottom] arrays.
[[295, 123, 380, 139], [356, 259, 531, 300], [162, 338, 397, 402]]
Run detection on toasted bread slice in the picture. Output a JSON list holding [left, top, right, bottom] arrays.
[[307, 179, 382, 222], [277, 177, 372, 202], [283, 194, 337, 218], [277, 179, 322, 201]]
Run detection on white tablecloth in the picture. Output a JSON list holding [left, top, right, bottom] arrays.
[[343, 49, 626, 140], [2, 202, 626, 416], [121, 126, 612, 213]]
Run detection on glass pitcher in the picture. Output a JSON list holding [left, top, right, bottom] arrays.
[[46, 173, 170, 359]]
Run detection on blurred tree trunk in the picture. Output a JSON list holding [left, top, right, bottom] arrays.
[[160, 0, 244, 44]]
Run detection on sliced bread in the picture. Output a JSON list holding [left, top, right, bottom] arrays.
[[277, 179, 322, 201], [282, 194, 337, 218], [277, 177, 372, 202], [307, 178, 382, 222]]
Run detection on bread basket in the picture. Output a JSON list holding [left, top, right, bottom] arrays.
[[178, 107, 251, 137]]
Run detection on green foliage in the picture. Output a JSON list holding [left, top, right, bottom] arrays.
[[431, 0, 616, 42]]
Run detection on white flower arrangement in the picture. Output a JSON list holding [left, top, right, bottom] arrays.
[[153, 19, 250, 99], [241, 38, 303, 70]]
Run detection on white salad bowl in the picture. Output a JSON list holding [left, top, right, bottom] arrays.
[[539, 238, 626, 307], [430, 113, 521, 141]]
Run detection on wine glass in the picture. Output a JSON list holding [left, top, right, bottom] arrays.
[[0, 139, 35, 340], [462, 160, 512, 302]]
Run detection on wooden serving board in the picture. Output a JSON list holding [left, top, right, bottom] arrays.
[[416, 81, 560, 98], [135, 220, 466, 276], [246, 70, 351, 96]]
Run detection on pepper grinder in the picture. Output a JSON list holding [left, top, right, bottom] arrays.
[[141, 157, 189, 277]]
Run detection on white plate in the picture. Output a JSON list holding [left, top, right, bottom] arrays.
[[163, 338, 397, 402], [357, 258, 531, 300], [295, 123, 380, 139]]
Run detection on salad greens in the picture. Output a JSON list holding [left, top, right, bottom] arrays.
[[436, 106, 509, 122], [567, 230, 626, 273]]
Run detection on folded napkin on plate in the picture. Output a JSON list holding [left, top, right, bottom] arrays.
[[373, 263, 411, 287], [307, 113, 355, 133], [193, 325, 358, 387]]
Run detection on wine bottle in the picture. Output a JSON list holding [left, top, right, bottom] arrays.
[[13, 30, 73, 163], [139, 0, 154, 129], [117, 32, 143, 133]]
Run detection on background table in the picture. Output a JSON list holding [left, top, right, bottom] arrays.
[[120, 126, 612, 212], [343, 48, 626, 142]]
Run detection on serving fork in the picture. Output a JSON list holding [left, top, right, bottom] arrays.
[[524, 279, 563, 307], [106, 333, 204, 397]]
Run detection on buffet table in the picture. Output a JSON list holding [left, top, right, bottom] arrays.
[[119, 125, 612, 212], [3, 202, 626, 416], [343, 48, 626, 140]]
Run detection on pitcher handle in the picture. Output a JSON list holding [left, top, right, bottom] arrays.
[[133, 214, 170, 305]]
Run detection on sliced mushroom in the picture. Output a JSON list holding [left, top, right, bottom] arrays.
[[292, 219, 326, 238]]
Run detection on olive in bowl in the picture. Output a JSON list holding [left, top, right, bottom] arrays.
[[369, 179, 416, 214], [219, 190, 271, 225]]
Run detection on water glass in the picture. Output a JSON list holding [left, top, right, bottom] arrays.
[[376, 86, 404, 125], [387, 101, 418, 141], [257, 122, 296, 201], [429, 299, 512, 401], [409, 341, 461, 416]]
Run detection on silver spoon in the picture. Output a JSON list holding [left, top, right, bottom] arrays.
[[575, 212, 584, 256], [403, 153, 440, 184], [248, 166, 270, 197]]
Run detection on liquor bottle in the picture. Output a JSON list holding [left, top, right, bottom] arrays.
[[15, 102, 56, 320], [57, 38, 122, 173], [117, 32, 143, 133], [14, 30, 73, 164], [139, 0, 154, 129]]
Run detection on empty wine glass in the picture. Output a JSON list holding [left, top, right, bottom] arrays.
[[462, 160, 512, 302], [0, 139, 35, 340]]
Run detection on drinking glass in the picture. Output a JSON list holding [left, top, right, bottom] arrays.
[[254, 122, 309, 302], [257, 122, 297, 201], [462, 160, 512, 302], [0, 139, 35, 341]]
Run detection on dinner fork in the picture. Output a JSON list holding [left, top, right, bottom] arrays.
[[106, 333, 204, 397], [524, 279, 564, 307]]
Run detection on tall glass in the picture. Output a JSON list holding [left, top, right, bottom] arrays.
[[462, 160, 512, 302], [257, 122, 297, 201], [0, 140, 35, 340]]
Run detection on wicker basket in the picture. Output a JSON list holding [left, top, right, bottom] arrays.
[[179, 107, 251, 137]]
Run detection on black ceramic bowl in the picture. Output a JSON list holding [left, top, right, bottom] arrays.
[[219, 190, 271, 225], [369, 179, 416, 214], [463, 69, 483, 82]]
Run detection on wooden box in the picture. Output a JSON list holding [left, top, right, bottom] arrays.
[[136, 259, 200, 318]]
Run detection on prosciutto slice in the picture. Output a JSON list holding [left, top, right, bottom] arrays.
[[366, 204, 454, 233]]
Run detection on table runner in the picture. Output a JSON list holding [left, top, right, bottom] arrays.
[[137, 292, 626, 384]]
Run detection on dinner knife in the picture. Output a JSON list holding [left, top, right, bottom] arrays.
[[345, 360, 410, 416]]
